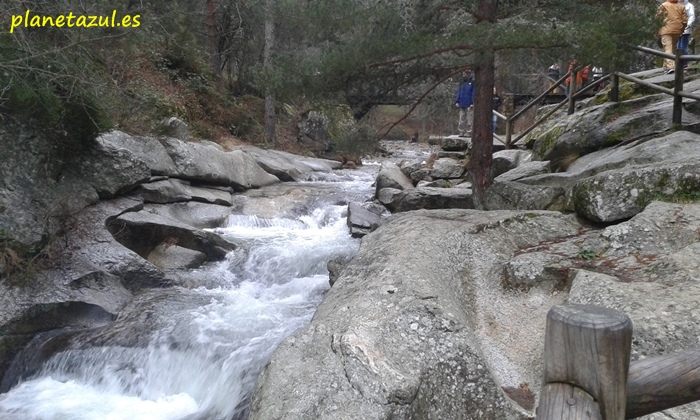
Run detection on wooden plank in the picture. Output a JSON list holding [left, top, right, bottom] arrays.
[[542, 305, 633, 420], [626, 347, 700, 419], [537, 383, 602, 420]]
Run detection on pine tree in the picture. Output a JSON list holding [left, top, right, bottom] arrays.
[[276, 0, 658, 208]]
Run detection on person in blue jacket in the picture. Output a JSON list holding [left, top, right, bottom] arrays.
[[455, 70, 476, 136]]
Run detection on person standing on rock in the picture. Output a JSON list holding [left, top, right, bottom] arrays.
[[455, 70, 475, 137], [678, 0, 695, 68], [658, 0, 688, 74], [492, 87, 502, 133]]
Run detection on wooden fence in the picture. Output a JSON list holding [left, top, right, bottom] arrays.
[[495, 46, 700, 149], [536, 305, 700, 419]]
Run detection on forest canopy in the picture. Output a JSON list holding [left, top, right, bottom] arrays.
[[1, 0, 659, 155]]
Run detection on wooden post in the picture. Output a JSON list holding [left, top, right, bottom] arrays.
[[537, 305, 633, 420], [568, 71, 578, 115], [505, 116, 512, 148], [538, 383, 602, 420], [673, 49, 683, 127], [609, 73, 619, 103]]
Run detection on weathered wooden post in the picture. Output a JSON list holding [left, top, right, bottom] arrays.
[[567, 70, 578, 115], [626, 347, 700, 418], [537, 305, 633, 420], [673, 49, 683, 127], [609, 73, 619, 103]]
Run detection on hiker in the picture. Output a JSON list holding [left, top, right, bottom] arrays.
[[678, 0, 695, 68], [492, 87, 502, 133], [454, 70, 475, 137], [658, 0, 688, 74]]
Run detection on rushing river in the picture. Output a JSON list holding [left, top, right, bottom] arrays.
[[0, 164, 381, 420]]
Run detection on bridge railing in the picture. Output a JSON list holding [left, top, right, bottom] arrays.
[[497, 46, 700, 149], [536, 305, 700, 419]]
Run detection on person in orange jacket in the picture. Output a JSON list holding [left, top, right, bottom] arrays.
[[658, 0, 688, 74], [565, 61, 583, 95]]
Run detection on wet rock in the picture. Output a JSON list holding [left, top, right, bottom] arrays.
[[147, 244, 206, 270], [109, 210, 236, 262], [346, 202, 382, 238], [375, 161, 414, 198]]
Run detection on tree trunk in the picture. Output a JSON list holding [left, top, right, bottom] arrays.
[[471, 0, 497, 210], [471, 49, 495, 209], [205, 0, 221, 76], [263, 2, 276, 144]]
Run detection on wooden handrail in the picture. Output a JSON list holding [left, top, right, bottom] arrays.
[[537, 305, 700, 419], [503, 44, 698, 147], [626, 347, 700, 418]]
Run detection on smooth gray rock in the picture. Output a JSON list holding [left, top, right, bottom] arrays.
[[378, 187, 473, 212], [161, 138, 280, 190], [142, 202, 232, 230], [375, 161, 414, 198], [240, 146, 342, 181], [70, 140, 151, 199], [147, 244, 206, 270], [492, 150, 532, 178], [346, 202, 383, 238], [495, 161, 550, 183], [98, 131, 178, 176], [109, 210, 236, 261], [136, 179, 192, 203], [158, 117, 190, 141], [430, 158, 465, 179], [249, 209, 582, 420]]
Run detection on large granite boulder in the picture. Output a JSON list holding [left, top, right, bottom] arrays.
[[572, 159, 700, 223], [136, 179, 233, 206], [251, 201, 700, 419], [97, 131, 179, 176], [494, 161, 550, 183], [161, 138, 280, 190], [378, 187, 473, 212], [492, 150, 532, 178], [240, 146, 342, 181], [108, 210, 236, 262], [143, 202, 232, 230], [527, 93, 700, 169], [250, 209, 582, 420], [346, 202, 383, 238], [430, 158, 465, 179], [375, 161, 414, 198], [487, 131, 700, 219], [485, 182, 566, 211], [69, 140, 152, 199]]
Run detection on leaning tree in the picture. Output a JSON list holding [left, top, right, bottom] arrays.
[[271, 0, 657, 208]]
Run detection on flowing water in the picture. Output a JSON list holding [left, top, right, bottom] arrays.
[[0, 165, 381, 420]]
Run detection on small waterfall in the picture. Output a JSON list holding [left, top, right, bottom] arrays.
[[0, 167, 377, 420]]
